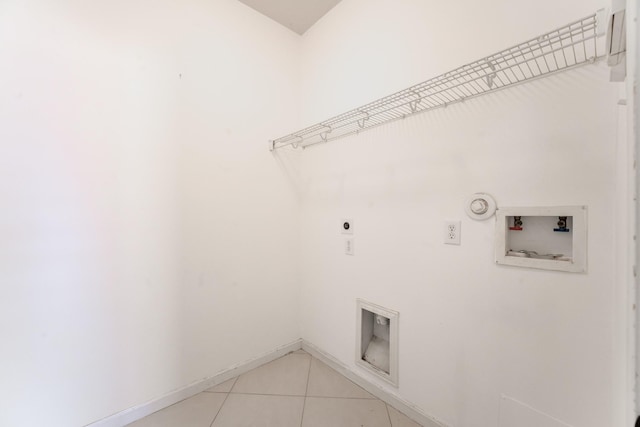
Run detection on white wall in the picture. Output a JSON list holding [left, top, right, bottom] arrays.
[[630, 0, 640, 424], [292, 1, 624, 426], [0, 1, 301, 426], [1, 1, 632, 426]]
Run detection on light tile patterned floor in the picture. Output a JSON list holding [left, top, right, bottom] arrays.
[[127, 350, 421, 427]]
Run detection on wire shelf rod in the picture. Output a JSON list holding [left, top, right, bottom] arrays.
[[302, 58, 605, 150], [270, 12, 603, 151], [306, 49, 590, 145], [299, 35, 597, 139]]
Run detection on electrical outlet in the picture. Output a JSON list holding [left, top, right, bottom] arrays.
[[444, 220, 461, 245], [345, 237, 355, 255]]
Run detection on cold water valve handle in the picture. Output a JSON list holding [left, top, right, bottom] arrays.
[[553, 216, 570, 232]]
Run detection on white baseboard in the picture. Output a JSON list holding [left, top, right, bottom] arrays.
[[86, 339, 302, 427], [301, 339, 449, 427]]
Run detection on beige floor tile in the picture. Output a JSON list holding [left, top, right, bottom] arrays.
[[205, 377, 237, 393], [231, 353, 311, 396], [302, 397, 391, 427], [127, 392, 226, 427], [211, 393, 304, 427], [387, 405, 423, 427], [306, 358, 375, 399]]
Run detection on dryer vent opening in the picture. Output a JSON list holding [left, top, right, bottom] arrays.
[[356, 299, 398, 386]]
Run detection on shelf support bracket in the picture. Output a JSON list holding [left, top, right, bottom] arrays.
[[484, 59, 497, 89], [319, 125, 333, 142], [357, 111, 370, 129], [291, 135, 303, 149], [409, 91, 422, 112]]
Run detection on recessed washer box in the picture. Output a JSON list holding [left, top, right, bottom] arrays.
[[495, 206, 587, 273], [356, 299, 398, 387]]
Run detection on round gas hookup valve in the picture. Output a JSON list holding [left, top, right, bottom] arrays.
[[464, 193, 497, 220], [470, 198, 489, 215]]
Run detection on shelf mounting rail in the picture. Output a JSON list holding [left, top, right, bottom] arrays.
[[270, 11, 606, 151]]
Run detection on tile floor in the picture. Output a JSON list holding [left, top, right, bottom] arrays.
[[128, 350, 421, 427]]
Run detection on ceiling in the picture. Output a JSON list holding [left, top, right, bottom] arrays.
[[237, 0, 342, 35]]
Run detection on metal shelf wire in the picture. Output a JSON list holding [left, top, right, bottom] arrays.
[[270, 12, 605, 151]]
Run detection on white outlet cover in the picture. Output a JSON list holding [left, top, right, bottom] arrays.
[[341, 219, 354, 234], [444, 220, 461, 245], [345, 237, 355, 255]]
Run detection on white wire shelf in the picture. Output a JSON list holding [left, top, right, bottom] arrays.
[[270, 12, 605, 151]]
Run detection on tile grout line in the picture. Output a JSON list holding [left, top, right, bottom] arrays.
[[299, 355, 313, 427], [222, 390, 376, 400], [385, 403, 394, 427], [208, 377, 238, 427], [302, 394, 378, 400], [230, 391, 305, 397], [314, 357, 378, 400]]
